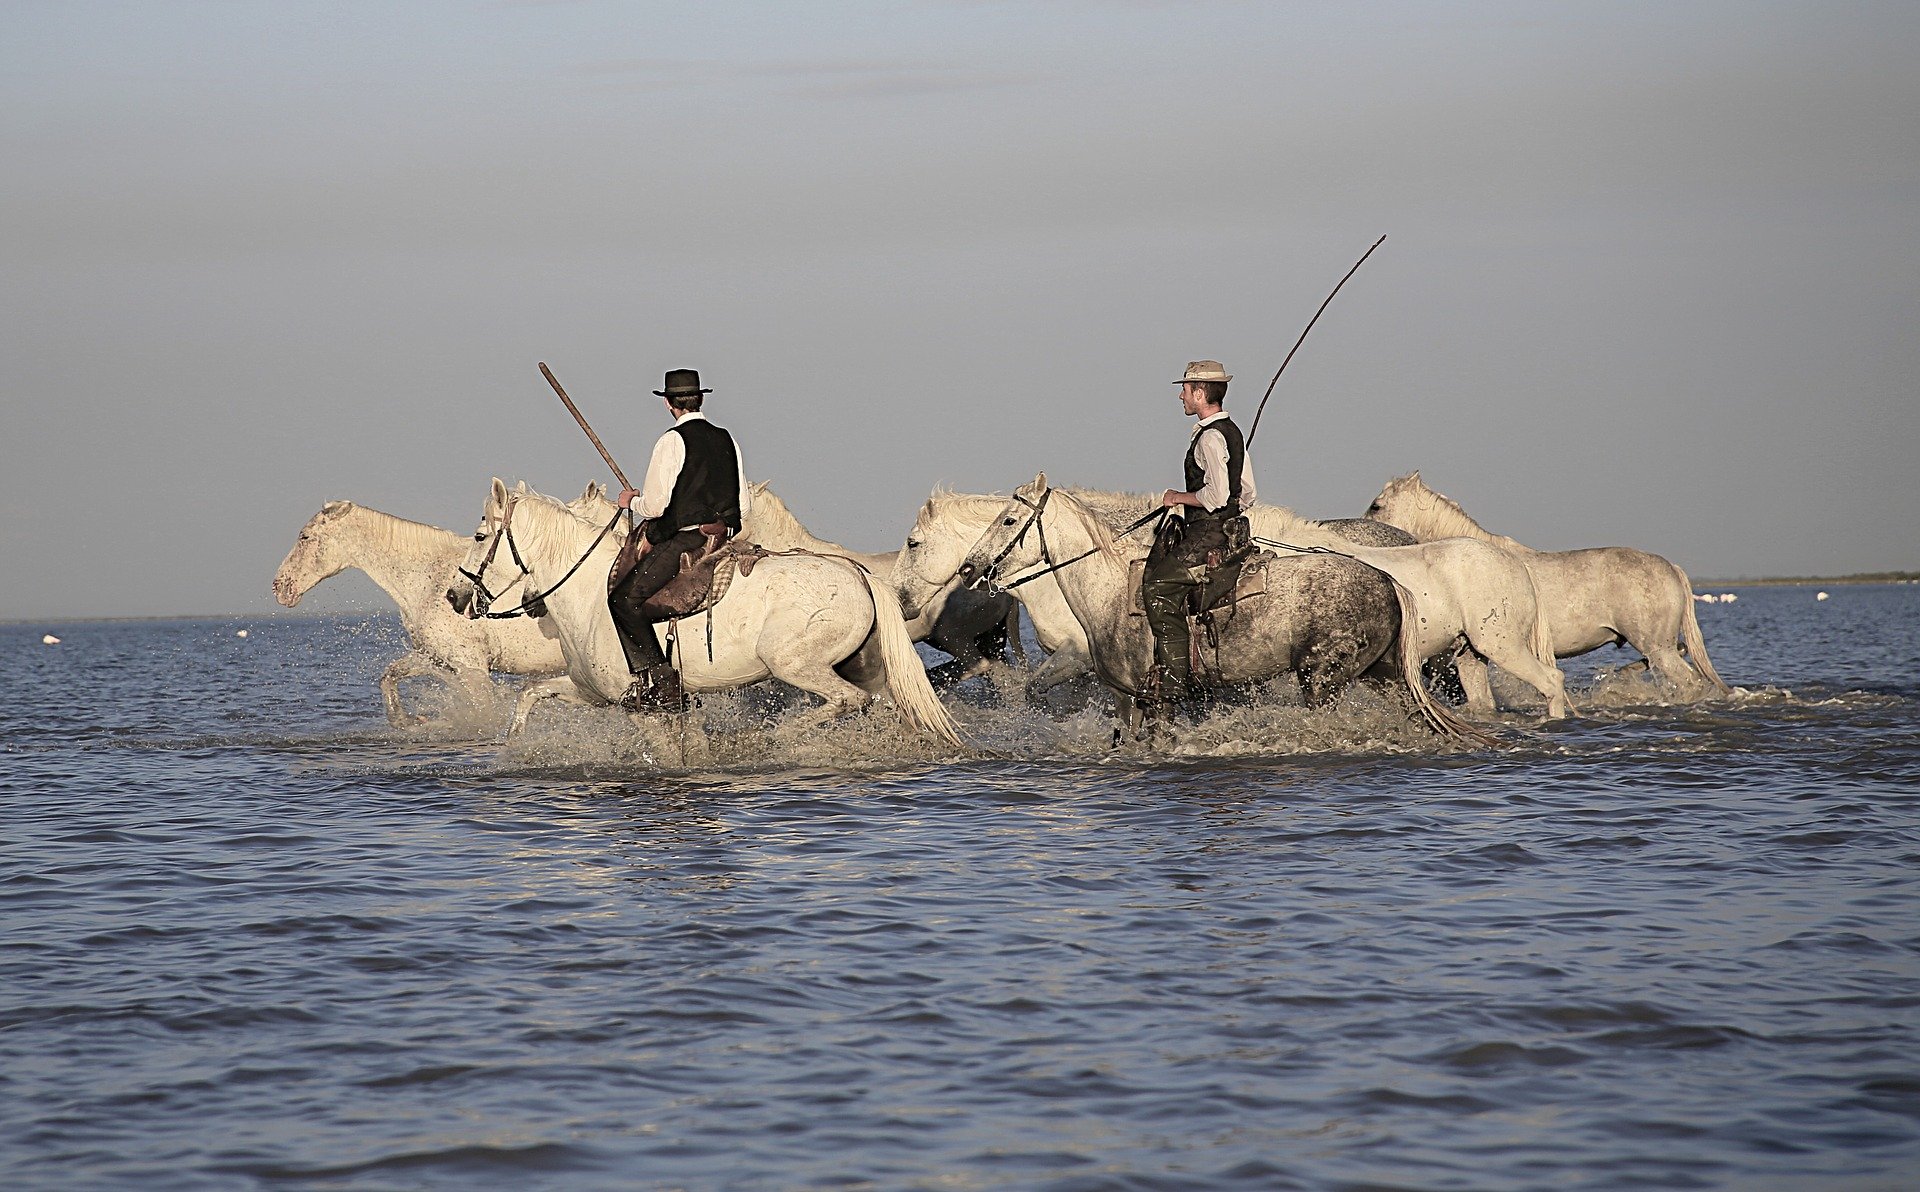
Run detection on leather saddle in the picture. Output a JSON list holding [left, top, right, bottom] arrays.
[[637, 524, 767, 621], [1129, 551, 1271, 620]]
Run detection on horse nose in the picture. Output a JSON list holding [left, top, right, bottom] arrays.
[[957, 562, 977, 585], [446, 587, 468, 614]]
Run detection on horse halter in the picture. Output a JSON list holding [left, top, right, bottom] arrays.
[[964, 488, 1053, 593], [456, 496, 531, 618], [459, 494, 628, 621], [965, 489, 1170, 595]]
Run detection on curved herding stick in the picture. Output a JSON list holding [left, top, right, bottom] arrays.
[[1245, 235, 1387, 447]]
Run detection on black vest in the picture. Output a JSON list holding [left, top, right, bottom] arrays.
[[649, 418, 743, 543], [1183, 415, 1245, 520]]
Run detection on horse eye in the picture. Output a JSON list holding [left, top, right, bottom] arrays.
[[1003, 516, 1016, 526], [906, 538, 921, 550], [474, 532, 486, 541]]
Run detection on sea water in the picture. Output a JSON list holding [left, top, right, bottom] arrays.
[[3, 585, 1917, 1189]]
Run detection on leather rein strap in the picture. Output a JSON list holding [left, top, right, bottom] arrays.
[[983, 492, 1168, 593], [459, 497, 628, 620]]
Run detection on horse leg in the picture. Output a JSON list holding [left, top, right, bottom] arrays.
[[379, 652, 444, 726], [1636, 639, 1705, 696], [1453, 648, 1497, 714], [1026, 644, 1091, 695], [1466, 631, 1573, 719], [762, 620, 877, 727], [1297, 636, 1367, 708], [510, 677, 591, 737]]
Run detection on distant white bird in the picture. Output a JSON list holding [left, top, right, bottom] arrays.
[[235, 629, 249, 638], [1692, 593, 1717, 603], [42, 634, 60, 645], [1816, 591, 1830, 601], [1720, 593, 1738, 602]]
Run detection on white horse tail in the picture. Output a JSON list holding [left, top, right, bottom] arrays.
[[1672, 563, 1731, 692], [1388, 579, 1502, 747], [860, 569, 965, 748], [1523, 563, 1558, 671]]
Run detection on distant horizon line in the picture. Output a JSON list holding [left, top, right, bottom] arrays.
[[6, 571, 1917, 626]]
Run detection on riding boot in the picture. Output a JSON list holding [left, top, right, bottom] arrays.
[[620, 663, 687, 714]]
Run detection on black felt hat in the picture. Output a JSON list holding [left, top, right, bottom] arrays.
[[654, 368, 713, 398]]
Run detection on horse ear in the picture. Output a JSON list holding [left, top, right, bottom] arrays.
[[321, 499, 351, 516], [512, 479, 529, 494], [1409, 470, 1421, 484], [490, 477, 509, 512], [750, 479, 768, 495]]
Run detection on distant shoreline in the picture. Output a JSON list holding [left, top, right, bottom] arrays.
[[1692, 572, 1919, 587], [7, 574, 1918, 625]]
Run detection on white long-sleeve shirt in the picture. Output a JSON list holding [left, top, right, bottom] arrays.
[[636, 412, 753, 526], [1186, 412, 1257, 513]]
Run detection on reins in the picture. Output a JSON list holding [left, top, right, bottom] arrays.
[[979, 492, 1169, 593], [460, 499, 628, 620]]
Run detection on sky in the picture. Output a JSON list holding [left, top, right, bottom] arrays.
[[3, 0, 1916, 619]]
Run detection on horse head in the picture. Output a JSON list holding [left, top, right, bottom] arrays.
[[272, 500, 357, 607], [1365, 470, 1426, 527], [447, 478, 520, 618], [956, 473, 1053, 592], [892, 494, 976, 619]]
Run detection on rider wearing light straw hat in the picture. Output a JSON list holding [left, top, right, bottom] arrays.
[[1142, 360, 1257, 709]]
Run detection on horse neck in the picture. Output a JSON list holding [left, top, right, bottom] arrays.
[[744, 493, 832, 552], [1407, 489, 1532, 553], [337, 507, 461, 605], [1027, 495, 1130, 623], [749, 494, 897, 570]]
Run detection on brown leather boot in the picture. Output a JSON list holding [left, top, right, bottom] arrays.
[[620, 664, 687, 714]]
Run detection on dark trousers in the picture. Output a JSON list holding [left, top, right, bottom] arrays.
[[1141, 515, 1229, 698], [608, 529, 707, 673]]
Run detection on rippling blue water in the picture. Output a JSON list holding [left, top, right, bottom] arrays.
[[5, 586, 1918, 1190]]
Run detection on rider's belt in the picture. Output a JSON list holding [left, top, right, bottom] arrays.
[[1185, 502, 1242, 523]]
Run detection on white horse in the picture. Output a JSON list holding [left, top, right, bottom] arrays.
[[898, 485, 1567, 719], [272, 499, 568, 724], [897, 476, 1496, 742], [1367, 472, 1728, 695], [740, 483, 1025, 682], [447, 479, 961, 746]]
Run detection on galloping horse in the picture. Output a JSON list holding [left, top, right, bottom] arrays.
[[891, 486, 1425, 698], [1367, 472, 1728, 695], [447, 479, 961, 746], [272, 499, 568, 724], [900, 475, 1489, 741]]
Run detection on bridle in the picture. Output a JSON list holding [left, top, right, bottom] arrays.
[[963, 488, 1167, 594], [458, 494, 627, 620]]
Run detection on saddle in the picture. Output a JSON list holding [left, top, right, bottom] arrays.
[[1128, 551, 1272, 620], [1130, 550, 1274, 688], [637, 525, 768, 621]]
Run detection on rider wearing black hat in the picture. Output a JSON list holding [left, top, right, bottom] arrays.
[[608, 368, 752, 713]]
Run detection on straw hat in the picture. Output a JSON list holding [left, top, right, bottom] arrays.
[[1174, 360, 1232, 385]]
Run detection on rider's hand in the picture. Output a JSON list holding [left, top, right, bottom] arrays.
[[1161, 489, 1190, 508], [616, 487, 642, 510]]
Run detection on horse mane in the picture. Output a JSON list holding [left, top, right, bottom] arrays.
[[1383, 473, 1530, 551], [334, 503, 460, 556], [742, 484, 833, 551]]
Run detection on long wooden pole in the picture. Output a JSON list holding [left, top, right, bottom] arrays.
[[539, 362, 633, 492], [1245, 235, 1387, 447]]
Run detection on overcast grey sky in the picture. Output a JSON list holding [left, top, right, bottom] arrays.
[[3, 1, 1916, 619]]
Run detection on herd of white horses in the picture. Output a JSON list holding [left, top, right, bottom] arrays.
[[272, 470, 1727, 749]]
